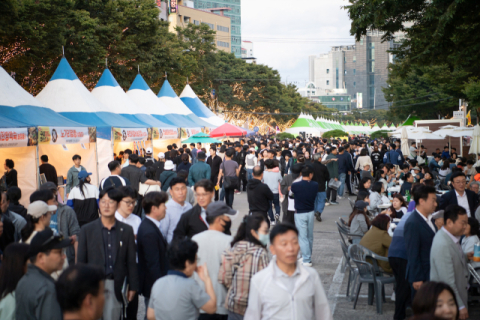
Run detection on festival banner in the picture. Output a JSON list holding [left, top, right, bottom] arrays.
[[37, 127, 95, 145], [151, 128, 180, 140], [180, 127, 202, 139], [0, 127, 38, 148], [113, 128, 149, 142]]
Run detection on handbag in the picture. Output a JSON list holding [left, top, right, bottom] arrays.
[[224, 176, 239, 190], [328, 178, 341, 190]]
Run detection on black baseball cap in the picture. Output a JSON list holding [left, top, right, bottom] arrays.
[[28, 228, 71, 258]]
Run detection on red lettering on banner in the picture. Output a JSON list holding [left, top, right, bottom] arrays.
[[0, 131, 26, 141], [126, 130, 147, 138]]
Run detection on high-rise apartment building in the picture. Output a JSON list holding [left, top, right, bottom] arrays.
[[308, 31, 399, 110], [192, 0, 242, 57]]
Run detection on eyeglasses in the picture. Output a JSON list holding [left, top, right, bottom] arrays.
[[121, 200, 137, 207], [100, 200, 117, 206]]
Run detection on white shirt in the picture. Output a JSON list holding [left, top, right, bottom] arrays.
[[200, 207, 209, 228], [161, 200, 193, 243], [455, 190, 471, 217], [115, 211, 141, 235], [417, 209, 436, 233]]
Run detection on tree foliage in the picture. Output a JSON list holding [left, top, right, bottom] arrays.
[[322, 130, 348, 139], [370, 130, 390, 140]]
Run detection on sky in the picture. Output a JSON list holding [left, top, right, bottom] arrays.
[[241, 0, 354, 88]]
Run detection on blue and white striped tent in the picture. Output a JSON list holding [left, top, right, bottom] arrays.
[[36, 57, 147, 140], [0, 66, 84, 128], [180, 84, 225, 127], [91, 68, 175, 129], [157, 80, 215, 128]]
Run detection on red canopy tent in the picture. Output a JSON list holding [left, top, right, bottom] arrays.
[[209, 123, 247, 138]]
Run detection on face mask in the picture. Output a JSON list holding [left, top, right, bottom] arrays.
[[223, 219, 232, 235], [259, 233, 269, 246]]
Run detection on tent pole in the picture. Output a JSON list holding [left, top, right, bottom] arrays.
[[95, 139, 100, 186], [36, 142, 40, 189]]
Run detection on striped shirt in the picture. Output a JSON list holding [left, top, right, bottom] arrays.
[[218, 241, 269, 315]]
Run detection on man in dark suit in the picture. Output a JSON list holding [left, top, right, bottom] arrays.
[[77, 188, 139, 320], [439, 172, 478, 217], [312, 153, 329, 222], [207, 147, 223, 201], [137, 191, 169, 311], [404, 185, 438, 297], [336, 146, 354, 198]]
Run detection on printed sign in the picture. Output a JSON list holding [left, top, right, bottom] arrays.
[[0, 127, 38, 148], [113, 128, 149, 142], [38, 127, 94, 145], [169, 0, 178, 13], [152, 128, 180, 140], [181, 127, 202, 139]]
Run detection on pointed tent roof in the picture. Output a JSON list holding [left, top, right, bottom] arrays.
[[401, 115, 421, 127], [286, 113, 323, 135], [179, 85, 224, 126], [91, 69, 174, 128], [0, 66, 85, 128], [157, 80, 214, 128], [36, 58, 145, 139]]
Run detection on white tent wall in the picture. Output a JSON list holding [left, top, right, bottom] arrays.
[[97, 138, 113, 183], [38, 143, 98, 200], [0, 146, 37, 207]]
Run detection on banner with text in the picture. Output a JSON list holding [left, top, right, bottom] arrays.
[[113, 128, 149, 142], [181, 127, 202, 139], [38, 127, 95, 145], [151, 128, 180, 140], [0, 127, 38, 148]]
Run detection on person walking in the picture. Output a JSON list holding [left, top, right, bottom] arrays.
[[312, 153, 330, 222], [16, 228, 71, 320], [263, 159, 282, 224], [173, 179, 215, 241], [159, 160, 177, 192], [161, 177, 193, 243], [326, 147, 339, 205], [439, 172, 478, 217], [99, 161, 131, 191], [1, 191, 26, 242], [245, 148, 258, 182], [218, 214, 270, 320], [138, 191, 169, 312], [67, 171, 99, 228], [246, 166, 274, 225], [188, 152, 211, 187], [217, 149, 239, 208], [66, 155, 86, 196], [192, 202, 236, 320], [290, 165, 319, 267], [244, 224, 332, 320], [21, 198, 56, 244], [39, 155, 58, 185], [337, 146, 354, 198], [153, 152, 166, 181], [190, 143, 198, 164], [430, 204, 471, 320], [77, 188, 139, 320], [0, 243, 30, 320], [207, 147, 222, 201], [121, 154, 160, 193], [146, 239, 217, 320], [144, 148, 156, 167]]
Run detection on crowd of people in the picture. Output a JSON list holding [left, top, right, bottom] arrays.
[[2, 133, 480, 319]]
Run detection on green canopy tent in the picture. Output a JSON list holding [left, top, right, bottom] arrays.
[[182, 132, 221, 144], [401, 115, 421, 127]]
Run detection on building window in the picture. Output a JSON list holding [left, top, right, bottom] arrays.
[[344, 70, 347, 75], [353, 69, 356, 75], [326, 80, 330, 85], [217, 41, 230, 48], [369, 61, 375, 72], [194, 20, 200, 25], [354, 82, 356, 88], [202, 22, 214, 30], [353, 55, 356, 62], [336, 59, 339, 89], [369, 74, 375, 86], [217, 25, 229, 32], [360, 39, 363, 45], [326, 69, 329, 74]]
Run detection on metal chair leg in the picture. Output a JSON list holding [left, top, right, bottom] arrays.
[[376, 280, 384, 314], [353, 282, 362, 309]]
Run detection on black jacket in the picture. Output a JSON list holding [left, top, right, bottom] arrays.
[[173, 204, 208, 241], [153, 161, 165, 181], [137, 217, 168, 298], [439, 189, 478, 215], [247, 178, 274, 213], [312, 161, 330, 192], [39, 163, 58, 185], [207, 155, 223, 182], [77, 219, 139, 302]]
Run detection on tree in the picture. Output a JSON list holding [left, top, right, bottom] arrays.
[[322, 130, 348, 139]]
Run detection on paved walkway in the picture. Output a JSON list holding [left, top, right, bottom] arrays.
[[138, 191, 480, 319]]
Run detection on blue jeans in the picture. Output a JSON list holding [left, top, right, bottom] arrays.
[[294, 211, 315, 263], [268, 193, 280, 222], [220, 183, 225, 201], [246, 168, 253, 182], [338, 173, 346, 197], [315, 191, 326, 215]]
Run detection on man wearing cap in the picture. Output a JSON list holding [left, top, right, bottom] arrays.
[[121, 154, 160, 193], [159, 160, 177, 192], [100, 160, 131, 192], [188, 151, 211, 187], [144, 147, 157, 167], [16, 227, 70, 320], [40, 182, 80, 265], [192, 201, 235, 319], [153, 152, 166, 181]]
